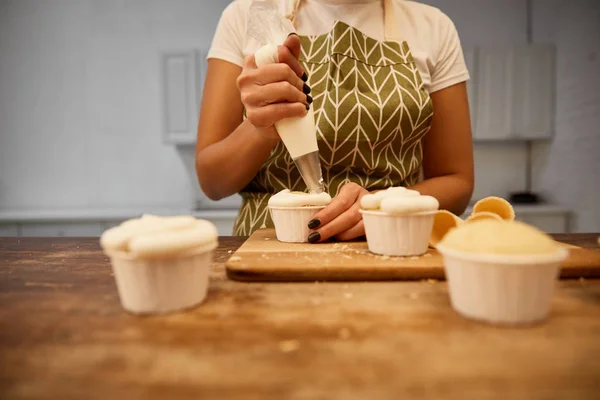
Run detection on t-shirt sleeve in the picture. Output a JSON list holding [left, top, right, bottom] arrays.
[[429, 10, 470, 93], [206, 1, 247, 67]]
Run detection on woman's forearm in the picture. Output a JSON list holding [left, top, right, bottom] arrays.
[[196, 120, 279, 200], [409, 174, 473, 216]]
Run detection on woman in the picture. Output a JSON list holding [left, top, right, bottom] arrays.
[[196, 0, 474, 242]]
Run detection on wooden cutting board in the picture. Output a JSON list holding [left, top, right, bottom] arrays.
[[225, 229, 600, 282]]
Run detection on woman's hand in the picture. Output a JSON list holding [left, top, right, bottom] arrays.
[[236, 34, 312, 140], [307, 183, 370, 243]]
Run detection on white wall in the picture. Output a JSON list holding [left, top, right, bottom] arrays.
[[0, 0, 598, 232], [531, 0, 600, 232], [0, 0, 231, 211], [424, 0, 599, 232]]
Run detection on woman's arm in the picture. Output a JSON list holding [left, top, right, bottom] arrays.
[[195, 35, 309, 201], [409, 81, 474, 215], [195, 59, 277, 201]]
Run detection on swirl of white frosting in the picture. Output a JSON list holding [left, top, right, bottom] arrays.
[[100, 215, 218, 258], [268, 189, 332, 208], [360, 186, 420, 210], [360, 186, 439, 215], [380, 195, 439, 215]]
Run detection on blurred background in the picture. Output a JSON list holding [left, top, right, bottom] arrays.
[[0, 0, 598, 236]]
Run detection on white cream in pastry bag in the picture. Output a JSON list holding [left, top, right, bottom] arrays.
[[249, 2, 325, 193]]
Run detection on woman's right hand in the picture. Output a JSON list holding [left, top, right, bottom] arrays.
[[236, 34, 312, 138]]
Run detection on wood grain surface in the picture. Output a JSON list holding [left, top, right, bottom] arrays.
[[1, 236, 599, 400], [226, 229, 600, 282]]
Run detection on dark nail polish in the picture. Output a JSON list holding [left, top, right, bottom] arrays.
[[308, 232, 321, 243], [303, 83, 311, 95], [308, 218, 320, 229], [306, 94, 313, 104], [301, 72, 308, 82], [288, 32, 299, 37]]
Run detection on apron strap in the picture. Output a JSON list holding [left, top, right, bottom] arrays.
[[383, 0, 402, 42]]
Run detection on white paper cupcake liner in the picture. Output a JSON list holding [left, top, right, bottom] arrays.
[[437, 246, 569, 325], [107, 243, 216, 314], [269, 206, 325, 243], [360, 210, 436, 256]]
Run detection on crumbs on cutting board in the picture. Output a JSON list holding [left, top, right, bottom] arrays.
[[338, 328, 351, 340], [279, 340, 300, 353]]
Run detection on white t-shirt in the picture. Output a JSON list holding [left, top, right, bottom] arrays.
[[208, 0, 469, 93]]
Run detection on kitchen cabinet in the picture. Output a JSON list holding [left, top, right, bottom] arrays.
[[0, 224, 19, 236], [473, 45, 555, 141], [517, 213, 570, 234], [19, 222, 108, 237], [0, 209, 238, 237], [463, 204, 570, 233], [161, 50, 205, 145]]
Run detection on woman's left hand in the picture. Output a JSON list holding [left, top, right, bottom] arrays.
[[307, 183, 369, 243]]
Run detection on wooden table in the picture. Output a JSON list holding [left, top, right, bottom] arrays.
[[1, 234, 599, 400]]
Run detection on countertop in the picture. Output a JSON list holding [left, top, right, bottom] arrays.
[[0, 203, 570, 223], [0, 234, 599, 399]]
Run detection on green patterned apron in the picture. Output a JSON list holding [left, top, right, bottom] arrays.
[[234, 0, 434, 236]]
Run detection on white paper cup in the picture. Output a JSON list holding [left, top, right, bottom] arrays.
[[269, 206, 325, 243], [360, 209, 436, 256], [107, 243, 216, 315], [437, 245, 569, 325]]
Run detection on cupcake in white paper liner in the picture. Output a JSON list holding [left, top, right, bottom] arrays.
[[268, 189, 332, 243], [437, 219, 568, 325], [359, 187, 439, 256], [100, 215, 218, 315]]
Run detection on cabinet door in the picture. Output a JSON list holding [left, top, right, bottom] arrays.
[[0, 224, 19, 236], [512, 45, 556, 139], [161, 50, 199, 145], [517, 214, 568, 234], [473, 48, 515, 140]]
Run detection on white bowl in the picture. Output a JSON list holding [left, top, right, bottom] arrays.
[[107, 242, 216, 314], [437, 245, 569, 325], [269, 205, 325, 243], [359, 209, 436, 256]]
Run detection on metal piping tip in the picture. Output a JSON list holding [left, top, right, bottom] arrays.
[[293, 151, 325, 194]]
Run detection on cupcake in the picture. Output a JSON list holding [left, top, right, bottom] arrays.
[[437, 219, 569, 325], [100, 214, 218, 315], [359, 187, 439, 256], [268, 189, 332, 243]]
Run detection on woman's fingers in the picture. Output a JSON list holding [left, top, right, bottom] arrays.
[[245, 81, 310, 107], [307, 183, 367, 243], [335, 220, 365, 242], [308, 183, 361, 230], [237, 41, 310, 131], [308, 203, 362, 243], [246, 102, 308, 128], [280, 35, 304, 78], [240, 63, 307, 94], [284, 33, 302, 60]]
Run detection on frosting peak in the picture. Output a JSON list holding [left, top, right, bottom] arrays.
[[360, 187, 439, 215], [268, 189, 332, 208]]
